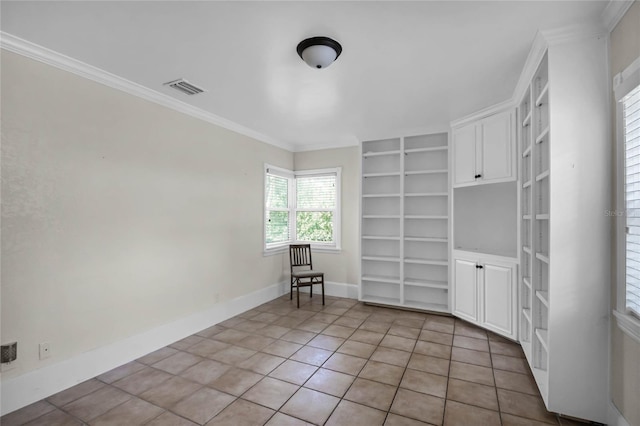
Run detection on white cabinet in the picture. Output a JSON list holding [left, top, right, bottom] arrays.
[[452, 251, 517, 340], [452, 124, 476, 186], [481, 263, 515, 338], [452, 110, 515, 187], [453, 258, 478, 322], [360, 133, 450, 313]]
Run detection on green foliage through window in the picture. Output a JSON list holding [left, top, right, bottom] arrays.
[[297, 212, 333, 242]]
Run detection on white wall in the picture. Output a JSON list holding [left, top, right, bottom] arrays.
[[0, 50, 293, 382], [294, 147, 360, 286]]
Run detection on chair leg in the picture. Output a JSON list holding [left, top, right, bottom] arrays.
[[310, 282, 313, 298], [290, 278, 294, 300], [322, 276, 325, 305], [296, 285, 300, 308]]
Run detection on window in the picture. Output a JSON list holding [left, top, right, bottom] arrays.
[[264, 165, 341, 253], [615, 56, 640, 341], [623, 83, 640, 317]]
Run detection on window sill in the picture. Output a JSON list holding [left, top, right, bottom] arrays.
[[263, 245, 342, 257], [613, 310, 640, 344]]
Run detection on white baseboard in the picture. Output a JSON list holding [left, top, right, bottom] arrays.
[[1, 280, 359, 416], [0, 281, 288, 416], [609, 401, 632, 426], [325, 281, 359, 299]]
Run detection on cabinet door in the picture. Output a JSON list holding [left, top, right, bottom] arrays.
[[479, 111, 514, 183], [480, 262, 516, 339], [453, 258, 478, 322], [453, 123, 477, 186]]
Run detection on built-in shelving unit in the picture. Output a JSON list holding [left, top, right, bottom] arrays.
[[523, 52, 551, 383], [360, 133, 449, 313], [515, 33, 609, 423]]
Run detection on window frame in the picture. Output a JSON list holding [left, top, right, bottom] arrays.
[[614, 55, 640, 343], [264, 164, 342, 255]]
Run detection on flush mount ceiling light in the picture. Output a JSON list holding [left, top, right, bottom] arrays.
[[296, 36, 342, 69]]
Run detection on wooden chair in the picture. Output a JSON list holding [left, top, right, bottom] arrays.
[[289, 244, 325, 308]]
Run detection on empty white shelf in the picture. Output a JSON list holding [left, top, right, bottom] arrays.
[[404, 146, 448, 154], [536, 252, 550, 263], [404, 192, 448, 197], [536, 170, 550, 182], [363, 172, 401, 178], [535, 328, 549, 351], [361, 275, 401, 284], [405, 169, 448, 176], [362, 256, 400, 262], [404, 236, 448, 243], [363, 150, 401, 158], [535, 126, 550, 144], [404, 279, 449, 289], [361, 235, 401, 240], [362, 193, 401, 198], [535, 82, 549, 106], [404, 258, 448, 266], [536, 290, 549, 308]]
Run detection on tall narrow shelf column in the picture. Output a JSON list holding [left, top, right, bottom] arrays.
[[515, 31, 609, 423], [360, 133, 449, 312]]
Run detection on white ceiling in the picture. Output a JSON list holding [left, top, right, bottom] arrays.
[[1, 1, 609, 152]]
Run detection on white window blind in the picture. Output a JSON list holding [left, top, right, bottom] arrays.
[[265, 173, 290, 246], [624, 84, 640, 316], [296, 174, 337, 243]]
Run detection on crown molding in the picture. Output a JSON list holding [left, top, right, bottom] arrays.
[[356, 123, 450, 143], [540, 22, 607, 46], [450, 98, 515, 129], [602, 0, 635, 33], [293, 137, 359, 153], [512, 31, 548, 105], [0, 32, 295, 153]]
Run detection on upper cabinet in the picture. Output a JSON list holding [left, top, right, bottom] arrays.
[[452, 109, 516, 187]]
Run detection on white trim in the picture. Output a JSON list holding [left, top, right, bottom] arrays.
[[512, 31, 548, 105], [0, 280, 288, 416], [324, 281, 359, 299], [602, 0, 635, 33], [609, 400, 632, 426], [512, 23, 608, 112], [613, 310, 640, 345], [357, 125, 450, 145], [540, 22, 607, 46], [293, 138, 359, 153], [449, 99, 514, 129], [614, 56, 640, 100], [0, 32, 294, 153]]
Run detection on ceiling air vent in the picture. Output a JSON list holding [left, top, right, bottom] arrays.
[[163, 78, 206, 96]]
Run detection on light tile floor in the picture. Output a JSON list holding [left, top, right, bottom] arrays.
[[2, 294, 586, 426]]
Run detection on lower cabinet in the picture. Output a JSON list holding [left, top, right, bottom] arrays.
[[453, 251, 517, 339]]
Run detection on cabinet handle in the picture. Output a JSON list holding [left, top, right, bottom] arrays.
[[475, 174, 482, 179], [476, 264, 484, 269]]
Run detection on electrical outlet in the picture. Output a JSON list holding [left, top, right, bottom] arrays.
[[39, 342, 51, 360]]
